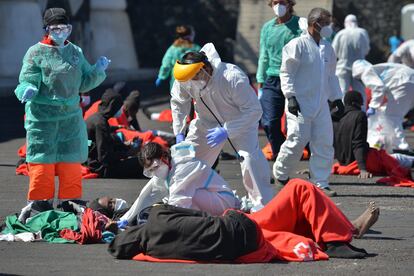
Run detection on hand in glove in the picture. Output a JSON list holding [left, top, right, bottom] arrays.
[[206, 127, 228, 148], [21, 86, 38, 103], [116, 220, 128, 229], [257, 88, 263, 100], [287, 96, 300, 116], [155, 78, 163, 87], [366, 107, 376, 117], [176, 133, 185, 144], [96, 56, 111, 71], [331, 99, 345, 117]]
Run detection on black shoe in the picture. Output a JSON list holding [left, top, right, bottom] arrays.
[[220, 151, 237, 160], [325, 242, 367, 259], [275, 178, 289, 187], [319, 186, 337, 197]]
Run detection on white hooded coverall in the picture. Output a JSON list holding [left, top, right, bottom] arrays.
[[120, 142, 240, 223], [332, 16, 370, 106], [170, 43, 274, 211], [274, 32, 343, 188], [352, 61, 414, 150], [388, 39, 414, 69]]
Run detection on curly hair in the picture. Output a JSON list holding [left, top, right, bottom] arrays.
[[138, 142, 170, 167]]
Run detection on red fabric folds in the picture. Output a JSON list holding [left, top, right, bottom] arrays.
[[60, 208, 103, 244], [332, 148, 414, 187], [133, 179, 354, 263]]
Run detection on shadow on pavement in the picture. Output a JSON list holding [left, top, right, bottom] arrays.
[[336, 194, 414, 198]]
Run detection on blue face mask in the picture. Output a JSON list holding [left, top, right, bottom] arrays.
[[49, 30, 70, 46], [114, 108, 122, 118]]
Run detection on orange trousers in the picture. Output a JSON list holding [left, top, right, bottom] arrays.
[[28, 163, 82, 200]]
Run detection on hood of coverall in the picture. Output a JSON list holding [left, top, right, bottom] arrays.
[[98, 89, 123, 119], [352, 59, 373, 80]]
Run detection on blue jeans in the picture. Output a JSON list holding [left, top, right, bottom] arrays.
[[260, 76, 285, 158]]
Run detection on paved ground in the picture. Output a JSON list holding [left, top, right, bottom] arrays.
[[0, 84, 413, 275]]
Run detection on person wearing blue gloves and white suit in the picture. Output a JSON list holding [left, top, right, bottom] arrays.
[[170, 43, 275, 211], [352, 59, 414, 151]]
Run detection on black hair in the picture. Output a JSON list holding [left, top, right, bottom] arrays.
[[344, 90, 363, 107], [138, 142, 169, 167], [180, 51, 211, 68]]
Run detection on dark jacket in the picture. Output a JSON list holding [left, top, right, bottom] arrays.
[[333, 106, 370, 170], [86, 90, 126, 176], [108, 204, 258, 260]]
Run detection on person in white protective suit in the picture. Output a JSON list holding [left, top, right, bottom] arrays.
[[332, 14, 370, 108], [170, 43, 275, 211], [115, 142, 241, 228], [273, 8, 344, 197], [352, 59, 414, 151], [388, 39, 414, 69]]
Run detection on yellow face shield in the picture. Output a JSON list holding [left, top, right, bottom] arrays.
[[173, 61, 204, 82]]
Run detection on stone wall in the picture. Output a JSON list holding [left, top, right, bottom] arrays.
[[126, 0, 240, 68], [333, 0, 413, 62]]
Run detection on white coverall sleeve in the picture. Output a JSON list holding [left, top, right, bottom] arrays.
[[170, 81, 192, 135], [280, 40, 302, 99], [223, 73, 262, 139], [331, 32, 341, 55], [168, 162, 205, 209], [362, 69, 387, 109], [119, 178, 168, 223], [328, 47, 343, 101]]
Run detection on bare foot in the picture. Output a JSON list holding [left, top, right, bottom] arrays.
[[351, 201, 380, 239]]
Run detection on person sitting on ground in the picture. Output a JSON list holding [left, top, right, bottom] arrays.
[[108, 178, 379, 262], [85, 89, 144, 178], [333, 90, 414, 178], [112, 141, 241, 229]]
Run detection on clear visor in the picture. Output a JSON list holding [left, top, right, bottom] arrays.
[[180, 68, 211, 93], [47, 24, 72, 34], [143, 159, 161, 178]]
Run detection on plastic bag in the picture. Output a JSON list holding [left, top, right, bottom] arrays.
[[367, 108, 395, 153]]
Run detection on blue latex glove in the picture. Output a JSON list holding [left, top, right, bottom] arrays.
[[117, 220, 128, 229], [115, 132, 124, 142], [176, 133, 185, 144], [206, 127, 228, 148], [21, 87, 38, 103], [155, 78, 163, 87], [96, 56, 111, 71], [258, 88, 263, 100], [366, 107, 376, 117]]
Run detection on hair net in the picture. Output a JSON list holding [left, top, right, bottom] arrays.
[[43, 8, 69, 27]]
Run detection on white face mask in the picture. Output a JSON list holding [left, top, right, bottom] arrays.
[[182, 68, 211, 98], [317, 23, 333, 38], [114, 198, 128, 211], [273, 4, 287, 18], [143, 159, 170, 179]]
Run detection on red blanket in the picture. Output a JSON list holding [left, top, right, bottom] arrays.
[[60, 208, 103, 244], [332, 148, 414, 187], [133, 179, 353, 263]]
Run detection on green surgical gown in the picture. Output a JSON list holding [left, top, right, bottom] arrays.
[[15, 42, 106, 163]]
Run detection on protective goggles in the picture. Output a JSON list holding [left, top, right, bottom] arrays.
[[143, 159, 161, 178], [173, 53, 208, 82], [47, 24, 72, 34]]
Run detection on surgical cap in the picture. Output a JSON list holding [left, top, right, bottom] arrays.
[[43, 8, 69, 27]]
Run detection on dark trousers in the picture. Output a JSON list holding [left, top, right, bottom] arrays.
[[260, 76, 286, 158]]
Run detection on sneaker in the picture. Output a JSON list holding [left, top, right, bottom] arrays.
[[319, 186, 337, 197]]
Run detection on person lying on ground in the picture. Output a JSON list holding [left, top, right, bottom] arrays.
[[108, 178, 379, 262], [333, 90, 414, 179], [85, 89, 144, 178]]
